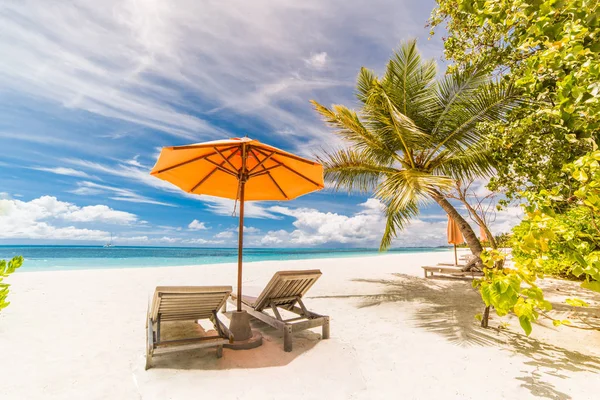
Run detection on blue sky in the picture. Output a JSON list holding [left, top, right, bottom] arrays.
[[0, 1, 521, 248]]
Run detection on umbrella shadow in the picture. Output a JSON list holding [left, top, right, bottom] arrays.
[[148, 316, 322, 370], [312, 273, 600, 399]]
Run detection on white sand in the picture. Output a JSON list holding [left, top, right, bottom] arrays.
[[1, 250, 600, 400]]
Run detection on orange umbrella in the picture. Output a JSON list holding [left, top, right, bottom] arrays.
[[480, 225, 488, 242], [150, 137, 324, 313], [447, 215, 464, 265]]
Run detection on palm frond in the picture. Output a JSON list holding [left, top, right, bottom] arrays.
[[318, 148, 397, 194], [430, 66, 490, 136], [430, 145, 495, 181], [425, 80, 522, 161], [356, 67, 377, 104], [311, 100, 396, 164], [379, 198, 419, 250], [375, 169, 454, 209], [362, 83, 432, 160]]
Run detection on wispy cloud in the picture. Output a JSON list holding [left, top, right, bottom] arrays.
[[70, 181, 174, 207], [305, 52, 328, 69], [0, 0, 440, 148], [30, 166, 91, 178]]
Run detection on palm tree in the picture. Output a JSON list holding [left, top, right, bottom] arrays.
[[311, 40, 520, 259]]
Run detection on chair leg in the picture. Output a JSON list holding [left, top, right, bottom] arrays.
[[283, 325, 293, 352], [146, 318, 154, 370], [216, 345, 223, 358], [322, 317, 330, 340]]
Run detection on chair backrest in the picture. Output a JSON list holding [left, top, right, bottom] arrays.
[[150, 286, 232, 322], [253, 270, 322, 311]]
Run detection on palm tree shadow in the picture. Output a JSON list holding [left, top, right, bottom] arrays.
[[354, 273, 493, 347], [313, 273, 600, 399]]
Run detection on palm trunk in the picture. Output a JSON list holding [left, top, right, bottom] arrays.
[[431, 190, 483, 259]]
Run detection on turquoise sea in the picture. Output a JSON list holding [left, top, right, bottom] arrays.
[[0, 246, 450, 272]]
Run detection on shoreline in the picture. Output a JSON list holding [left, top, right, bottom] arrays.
[[9, 247, 454, 273]]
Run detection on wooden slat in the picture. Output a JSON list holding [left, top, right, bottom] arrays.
[[291, 317, 327, 332], [252, 270, 321, 311]]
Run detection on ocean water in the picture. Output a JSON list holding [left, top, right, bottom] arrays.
[[0, 246, 450, 272]]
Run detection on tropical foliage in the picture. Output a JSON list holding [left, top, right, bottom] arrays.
[[430, 0, 600, 334], [311, 40, 521, 253], [475, 250, 551, 335], [430, 0, 600, 200], [512, 147, 600, 290], [0, 256, 23, 311]]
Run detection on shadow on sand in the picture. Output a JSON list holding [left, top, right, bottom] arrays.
[[313, 273, 600, 400], [148, 315, 322, 370]]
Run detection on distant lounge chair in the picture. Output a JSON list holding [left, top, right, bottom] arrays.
[[423, 254, 484, 278], [422, 265, 483, 279], [146, 286, 233, 370], [231, 270, 330, 352]]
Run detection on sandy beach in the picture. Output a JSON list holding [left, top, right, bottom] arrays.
[[1, 250, 600, 400]]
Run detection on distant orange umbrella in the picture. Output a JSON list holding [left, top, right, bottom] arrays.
[[150, 137, 324, 318], [480, 225, 488, 242], [447, 215, 464, 265]]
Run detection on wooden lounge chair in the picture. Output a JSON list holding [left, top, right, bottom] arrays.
[[146, 286, 233, 370], [422, 265, 483, 279], [230, 270, 330, 352]]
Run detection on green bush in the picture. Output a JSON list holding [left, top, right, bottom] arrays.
[[0, 256, 24, 311]]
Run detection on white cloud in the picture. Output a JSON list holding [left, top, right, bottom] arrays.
[[188, 219, 208, 230], [260, 229, 288, 245], [258, 198, 474, 247], [65, 204, 137, 224], [0, 196, 138, 240], [183, 238, 226, 245], [489, 206, 523, 235], [305, 52, 328, 69], [237, 225, 260, 233], [214, 231, 234, 239], [70, 181, 173, 207], [30, 167, 91, 178], [156, 236, 178, 243]]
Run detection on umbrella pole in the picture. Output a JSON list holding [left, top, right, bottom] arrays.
[[454, 244, 458, 266], [237, 179, 245, 312]]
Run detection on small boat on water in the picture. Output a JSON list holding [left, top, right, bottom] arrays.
[[103, 233, 113, 248]]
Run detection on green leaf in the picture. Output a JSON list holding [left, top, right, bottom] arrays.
[[581, 281, 600, 293], [566, 298, 590, 307], [519, 315, 533, 336], [552, 319, 562, 327], [475, 313, 482, 321]]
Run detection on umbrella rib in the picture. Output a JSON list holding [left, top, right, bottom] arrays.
[[169, 143, 240, 151], [267, 171, 288, 199], [151, 145, 239, 175], [214, 147, 240, 173], [248, 164, 281, 178], [190, 148, 240, 193], [252, 147, 322, 188], [279, 163, 322, 188], [252, 146, 318, 166], [247, 150, 275, 174], [205, 158, 239, 177], [248, 148, 288, 199], [152, 151, 219, 175]]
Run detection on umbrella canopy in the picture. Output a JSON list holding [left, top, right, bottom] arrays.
[[150, 137, 323, 201], [447, 215, 464, 265], [150, 137, 324, 314], [479, 225, 488, 242]]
